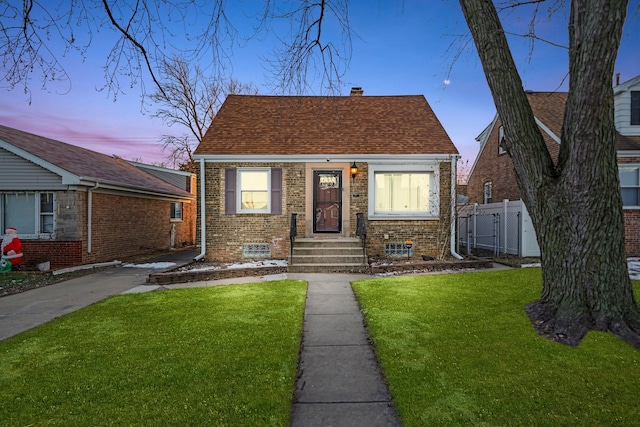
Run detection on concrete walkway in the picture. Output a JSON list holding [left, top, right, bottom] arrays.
[[288, 273, 401, 427], [0, 250, 197, 341]]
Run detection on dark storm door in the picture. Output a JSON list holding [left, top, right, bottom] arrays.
[[313, 170, 342, 233]]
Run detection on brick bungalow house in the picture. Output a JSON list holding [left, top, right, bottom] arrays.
[[0, 125, 196, 269], [193, 89, 460, 268], [466, 74, 640, 255]]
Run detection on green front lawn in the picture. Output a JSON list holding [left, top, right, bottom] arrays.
[[0, 280, 306, 426], [353, 269, 640, 426]]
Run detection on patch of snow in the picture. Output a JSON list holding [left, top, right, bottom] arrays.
[[123, 262, 177, 269], [628, 258, 640, 280], [521, 263, 541, 268], [184, 265, 223, 272], [226, 260, 288, 269], [177, 259, 288, 273]]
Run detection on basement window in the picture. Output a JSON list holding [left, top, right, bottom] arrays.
[[385, 243, 414, 258], [242, 243, 271, 258]]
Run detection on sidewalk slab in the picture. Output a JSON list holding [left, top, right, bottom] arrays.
[[291, 402, 401, 427], [296, 345, 391, 403], [303, 313, 369, 346], [305, 293, 360, 314]]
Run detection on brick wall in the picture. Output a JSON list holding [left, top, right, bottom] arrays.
[[198, 160, 454, 262], [198, 162, 304, 262], [18, 190, 196, 269], [365, 161, 453, 258], [619, 157, 640, 256], [467, 120, 521, 204], [21, 240, 83, 269], [82, 192, 195, 264]]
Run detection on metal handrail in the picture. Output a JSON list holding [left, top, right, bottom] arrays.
[[356, 213, 366, 258], [289, 213, 298, 261]]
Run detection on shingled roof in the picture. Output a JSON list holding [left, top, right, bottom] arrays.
[[524, 91, 640, 151], [194, 95, 458, 156], [0, 124, 192, 197]]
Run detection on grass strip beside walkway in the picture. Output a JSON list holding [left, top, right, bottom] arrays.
[[0, 280, 307, 426], [353, 269, 640, 426]]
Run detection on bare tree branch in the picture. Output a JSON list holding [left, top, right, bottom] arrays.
[[151, 55, 257, 170], [264, 0, 354, 94], [100, 0, 166, 98]]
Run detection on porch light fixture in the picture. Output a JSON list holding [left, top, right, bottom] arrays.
[[350, 162, 358, 180]]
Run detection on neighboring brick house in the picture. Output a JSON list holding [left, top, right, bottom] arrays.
[[193, 90, 460, 263], [0, 125, 196, 269], [467, 74, 640, 255]]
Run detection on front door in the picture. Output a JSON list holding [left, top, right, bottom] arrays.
[[313, 170, 342, 233]]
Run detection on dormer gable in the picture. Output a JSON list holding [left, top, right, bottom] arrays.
[[614, 74, 640, 136]]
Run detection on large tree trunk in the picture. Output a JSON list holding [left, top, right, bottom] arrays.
[[459, 0, 640, 348]]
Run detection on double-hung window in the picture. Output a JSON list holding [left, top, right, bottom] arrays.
[[498, 126, 507, 155], [170, 202, 183, 220], [225, 167, 282, 215], [368, 163, 439, 219], [620, 166, 640, 208], [238, 169, 270, 213], [484, 181, 493, 204], [631, 91, 640, 126], [0, 192, 55, 237]]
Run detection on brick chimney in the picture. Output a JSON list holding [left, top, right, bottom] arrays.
[[350, 87, 364, 96]]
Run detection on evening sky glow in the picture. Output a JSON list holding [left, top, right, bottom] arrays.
[[1, 1, 639, 167]]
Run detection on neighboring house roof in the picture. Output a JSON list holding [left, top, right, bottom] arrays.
[[0, 124, 193, 198], [194, 95, 458, 156], [614, 74, 640, 95], [475, 91, 640, 157], [468, 91, 640, 182]]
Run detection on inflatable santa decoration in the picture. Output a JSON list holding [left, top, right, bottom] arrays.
[[1, 227, 23, 272]]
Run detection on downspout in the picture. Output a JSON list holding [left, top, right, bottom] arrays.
[[194, 158, 207, 261], [450, 155, 464, 259], [87, 182, 99, 253]]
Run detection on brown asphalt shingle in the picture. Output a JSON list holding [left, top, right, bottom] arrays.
[[194, 95, 458, 156], [0, 124, 191, 197], [524, 91, 640, 151]]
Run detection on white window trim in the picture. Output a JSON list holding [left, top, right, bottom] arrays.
[[170, 202, 183, 222], [620, 164, 640, 210], [0, 191, 56, 239], [367, 162, 440, 220], [484, 181, 493, 204], [237, 168, 272, 214], [498, 126, 507, 155]]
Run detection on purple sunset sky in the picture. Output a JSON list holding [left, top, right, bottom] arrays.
[[1, 1, 639, 167]]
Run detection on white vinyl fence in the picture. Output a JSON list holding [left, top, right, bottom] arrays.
[[457, 199, 540, 257]]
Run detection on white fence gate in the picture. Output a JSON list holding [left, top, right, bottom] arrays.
[[457, 199, 540, 257]]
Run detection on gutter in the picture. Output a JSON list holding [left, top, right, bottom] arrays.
[[450, 155, 463, 259], [194, 158, 207, 261], [87, 182, 99, 253]]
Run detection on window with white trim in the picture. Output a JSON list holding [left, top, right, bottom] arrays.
[[238, 169, 270, 213], [170, 202, 183, 220], [484, 181, 493, 204], [368, 163, 439, 220], [620, 166, 640, 207], [0, 192, 55, 237], [631, 91, 640, 126], [498, 126, 507, 155], [224, 168, 282, 215]]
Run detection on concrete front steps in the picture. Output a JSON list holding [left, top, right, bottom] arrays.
[[288, 237, 368, 273]]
